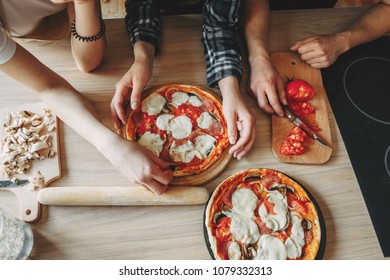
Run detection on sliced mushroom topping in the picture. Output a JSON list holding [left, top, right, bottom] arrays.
[[302, 219, 312, 231], [270, 183, 295, 196], [0, 109, 56, 182]]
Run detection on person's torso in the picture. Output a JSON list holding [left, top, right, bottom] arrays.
[[0, 0, 66, 37]]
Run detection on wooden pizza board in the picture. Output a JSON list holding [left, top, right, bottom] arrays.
[[271, 52, 332, 164], [120, 84, 232, 186], [0, 103, 61, 222]]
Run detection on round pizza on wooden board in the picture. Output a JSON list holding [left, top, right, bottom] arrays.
[[125, 84, 232, 186], [204, 168, 325, 260]]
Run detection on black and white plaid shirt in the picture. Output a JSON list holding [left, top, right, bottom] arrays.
[[125, 0, 243, 87]]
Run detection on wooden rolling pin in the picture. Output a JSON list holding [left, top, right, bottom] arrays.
[[37, 186, 209, 206]]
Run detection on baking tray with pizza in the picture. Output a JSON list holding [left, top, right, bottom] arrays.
[[124, 84, 232, 186], [203, 168, 326, 260]]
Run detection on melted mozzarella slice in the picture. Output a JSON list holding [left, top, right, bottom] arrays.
[[141, 93, 166, 115], [223, 188, 260, 245], [231, 188, 258, 218], [169, 141, 195, 163], [188, 95, 203, 107], [138, 131, 165, 156], [285, 211, 305, 259], [258, 190, 289, 232], [193, 134, 216, 159], [156, 114, 173, 131], [169, 116, 193, 140], [228, 242, 241, 260], [226, 213, 260, 244], [197, 112, 214, 129], [171, 91, 189, 107], [254, 235, 287, 260]]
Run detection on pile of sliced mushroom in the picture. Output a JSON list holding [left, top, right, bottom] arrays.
[[0, 109, 56, 183]]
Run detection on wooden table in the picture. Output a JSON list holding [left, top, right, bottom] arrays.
[[0, 7, 387, 260]]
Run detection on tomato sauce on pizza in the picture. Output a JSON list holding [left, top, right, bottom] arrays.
[[126, 84, 229, 176], [205, 169, 322, 260]]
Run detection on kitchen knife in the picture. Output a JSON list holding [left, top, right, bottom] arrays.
[[0, 179, 29, 188], [283, 106, 329, 148]]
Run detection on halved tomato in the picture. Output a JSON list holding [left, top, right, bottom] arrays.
[[286, 79, 315, 102]]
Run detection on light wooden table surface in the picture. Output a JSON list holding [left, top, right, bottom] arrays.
[[0, 7, 387, 260]]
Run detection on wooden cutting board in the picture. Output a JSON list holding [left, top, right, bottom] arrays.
[[0, 103, 61, 222], [271, 52, 332, 164]]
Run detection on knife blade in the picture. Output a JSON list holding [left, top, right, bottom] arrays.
[[0, 179, 29, 188], [283, 106, 329, 148]]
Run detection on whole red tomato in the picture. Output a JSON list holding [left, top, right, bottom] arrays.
[[286, 79, 315, 102]]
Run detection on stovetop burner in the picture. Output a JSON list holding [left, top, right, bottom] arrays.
[[343, 57, 390, 125], [322, 37, 390, 257]]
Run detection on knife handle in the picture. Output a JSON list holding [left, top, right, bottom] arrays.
[[283, 106, 296, 122]]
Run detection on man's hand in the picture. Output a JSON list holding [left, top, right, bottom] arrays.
[[291, 34, 349, 68], [110, 41, 155, 129], [219, 77, 256, 160], [248, 55, 287, 116]]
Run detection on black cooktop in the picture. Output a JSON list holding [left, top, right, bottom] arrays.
[[321, 37, 390, 257]]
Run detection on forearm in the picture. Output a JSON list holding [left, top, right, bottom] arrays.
[[244, 0, 270, 62], [70, 0, 106, 72], [0, 44, 115, 153], [338, 3, 390, 52]]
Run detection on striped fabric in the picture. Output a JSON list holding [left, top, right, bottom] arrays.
[[125, 0, 243, 87]]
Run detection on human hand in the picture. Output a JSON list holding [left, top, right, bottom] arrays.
[[248, 55, 287, 116], [102, 136, 173, 195], [290, 34, 348, 68], [111, 42, 154, 129], [219, 77, 256, 160], [110, 60, 152, 129]]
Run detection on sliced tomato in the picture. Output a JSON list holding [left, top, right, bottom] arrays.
[[280, 138, 305, 155], [288, 101, 316, 116], [175, 104, 202, 127], [290, 200, 308, 215], [301, 115, 320, 131], [287, 127, 308, 142], [286, 79, 315, 102], [215, 217, 232, 242]]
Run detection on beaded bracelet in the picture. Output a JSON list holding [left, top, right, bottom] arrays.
[[70, 19, 105, 42]]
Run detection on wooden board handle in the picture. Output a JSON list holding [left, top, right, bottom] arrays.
[[37, 186, 209, 206]]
